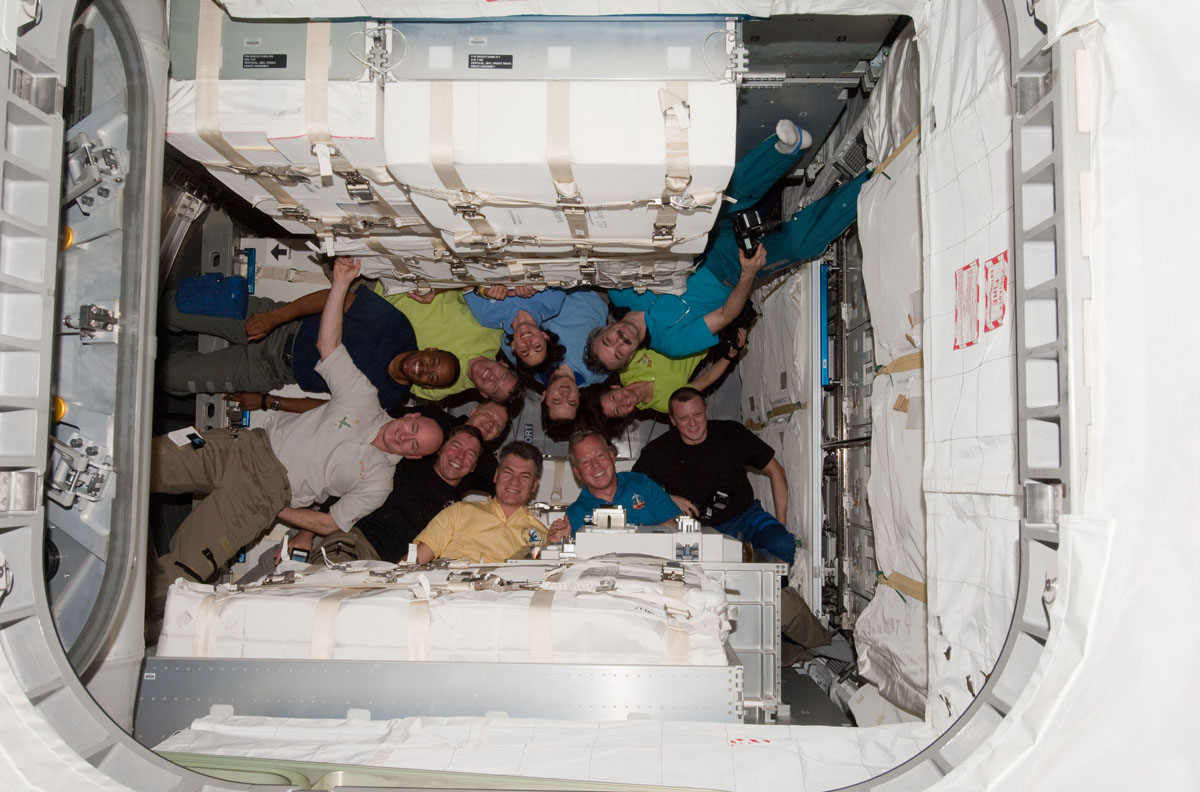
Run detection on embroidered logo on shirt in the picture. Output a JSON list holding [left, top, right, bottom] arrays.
[[337, 416, 351, 429], [527, 527, 543, 545], [630, 494, 645, 510]]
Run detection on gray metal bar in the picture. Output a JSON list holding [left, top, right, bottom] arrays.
[[135, 656, 744, 748]]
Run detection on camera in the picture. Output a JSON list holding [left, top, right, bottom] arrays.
[[701, 490, 730, 524], [732, 208, 782, 254]]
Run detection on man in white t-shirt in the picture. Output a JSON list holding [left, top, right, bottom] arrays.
[[147, 258, 442, 630]]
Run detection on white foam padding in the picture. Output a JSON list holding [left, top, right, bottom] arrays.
[[384, 80, 736, 254], [863, 26, 919, 166], [156, 712, 933, 791], [157, 558, 731, 665], [859, 111, 923, 368], [740, 270, 810, 426], [167, 78, 386, 167]]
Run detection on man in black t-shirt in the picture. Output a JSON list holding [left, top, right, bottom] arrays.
[[311, 424, 489, 563], [633, 387, 796, 563]]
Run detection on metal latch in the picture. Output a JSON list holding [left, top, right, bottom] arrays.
[[344, 172, 375, 203], [278, 205, 312, 223], [63, 304, 118, 342], [63, 133, 123, 207], [662, 562, 685, 583], [451, 202, 483, 220], [47, 434, 112, 508], [651, 224, 675, 242]]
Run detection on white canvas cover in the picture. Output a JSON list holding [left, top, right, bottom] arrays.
[[157, 558, 731, 666], [156, 712, 932, 791], [217, 0, 922, 22], [385, 80, 736, 255], [917, 0, 1019, 731]]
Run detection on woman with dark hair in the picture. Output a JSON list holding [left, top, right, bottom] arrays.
[[464, 284, 566, 374]]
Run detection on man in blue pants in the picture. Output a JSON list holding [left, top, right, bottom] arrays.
[[634, 387, 796, 564], [587, 121, 870, 372]]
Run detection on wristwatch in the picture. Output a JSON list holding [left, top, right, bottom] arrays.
[[268, 396, 281, 411]]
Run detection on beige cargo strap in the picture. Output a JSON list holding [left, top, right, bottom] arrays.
[[877, 570, 927, 603], [194, 0, 299, 210], [528, 588, 555, 663], [255, 265, 330, 285], [654, 82, 692, 242], [365, 238, 413, 275], [190, 590, 236, 657], [546, 81, 588, 241], [304, 21, 334, 185], [309, 588, 363, 659], [660, 563, 690, 664], [429, 83, 500, 241], [406, 597, 432, 660], [876, 350, 923, 375], [550, 458, 565, 508]]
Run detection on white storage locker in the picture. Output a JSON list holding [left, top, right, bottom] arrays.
[[384, 79, 737, 254]]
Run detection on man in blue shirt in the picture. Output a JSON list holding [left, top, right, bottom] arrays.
[[587, 121, 869, 373], [554, 430, 681, 536]]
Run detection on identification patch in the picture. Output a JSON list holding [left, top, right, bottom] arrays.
[[983, 250, 1009, 333], [242, 53, 287, 69], [468, 54, 513, 70], [953, 260, 980, 350]]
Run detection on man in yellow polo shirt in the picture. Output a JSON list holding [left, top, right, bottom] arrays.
[[414, 441, 571, 563]]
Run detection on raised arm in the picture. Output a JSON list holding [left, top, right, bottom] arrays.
[[244, 286, 358, 341], [689, 327, 747, 392], [317, 257, 361, 360], [703, 244, 766, 336], [761, 457, 789, 522]]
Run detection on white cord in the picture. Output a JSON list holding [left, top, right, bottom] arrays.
[[345, 26, 409, 80]]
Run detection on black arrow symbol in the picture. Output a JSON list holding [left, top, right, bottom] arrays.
[[270, 244, 288, 260]]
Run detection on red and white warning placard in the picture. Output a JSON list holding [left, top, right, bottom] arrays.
[[954, 260, 980, 350], [984, 250, 1009, 333]]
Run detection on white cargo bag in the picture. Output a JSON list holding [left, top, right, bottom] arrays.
[[157, 558, 731, 666]]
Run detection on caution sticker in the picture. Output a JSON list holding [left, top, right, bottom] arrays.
[[983, 250, 1009, 333], [954, 259, 980, 350]]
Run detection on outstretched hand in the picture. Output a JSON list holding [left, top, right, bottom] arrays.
[[244, 310, 279, 341], [739, 243, 767, 278], [331, 256, 361, 285], [407, 289, 437, 304], [225, 391, 264, 410], [670, 495, 699, 518]]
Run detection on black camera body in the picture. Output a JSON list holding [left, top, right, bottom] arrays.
[[732, 208, 782, 254]]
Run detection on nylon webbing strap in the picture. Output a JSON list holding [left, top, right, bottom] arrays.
[[429, 83, 499, 241], [309, 588, 360, 659], [877, 570, 927, 603], [406, 598, 431, 660], [194, 0, 299, 210], [876, 350, 924, 375], [661, 566, 690, 664], [654, 82, 692, 239], [255, 265, 330, 285], [190, 590, 233, 657], [304, 21, 332, 151], [550, 458, 565, 507], [528, 588, 555, 663], [365, 238, 412, 275], [546, 81, 588, 241]]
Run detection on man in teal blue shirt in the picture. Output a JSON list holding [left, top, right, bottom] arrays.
[[554, 431, 681, 536], [588, 121, 869, 373]]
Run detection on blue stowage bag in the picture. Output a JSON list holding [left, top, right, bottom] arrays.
[[175, 273, 249, 319]]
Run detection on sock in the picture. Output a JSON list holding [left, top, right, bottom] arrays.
[[775, 119, 813, 155]]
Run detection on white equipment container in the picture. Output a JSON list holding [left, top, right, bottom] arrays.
[[570, 524, 744, 563], [157, 559, 731, 666]]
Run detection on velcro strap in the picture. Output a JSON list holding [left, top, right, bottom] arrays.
[[194, 0, 299, 209], [877, 570, 927, 603], [190, 590, 234, 657], [310, 588, 360, 659], [550, 458, 565, 508], [546, 81, 588, 241], [528, 589, 555, 663], [429, 83, 499, 241], [654, 81, 692, 237], [406, 598, 431, 660], [304, 21, 332, 154]]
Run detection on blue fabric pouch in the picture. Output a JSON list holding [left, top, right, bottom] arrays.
[[175, 273, 249, 319]]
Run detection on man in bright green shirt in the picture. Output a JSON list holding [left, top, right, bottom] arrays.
[[377, 286, 522, 407]]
